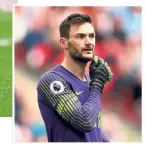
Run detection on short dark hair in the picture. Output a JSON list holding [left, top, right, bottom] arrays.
[[59, 13, 92, 39]]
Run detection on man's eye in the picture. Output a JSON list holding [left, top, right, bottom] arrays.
[[89, 34, 95, 38], [77, 34, 85, 39]]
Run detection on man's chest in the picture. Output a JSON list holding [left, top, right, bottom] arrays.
[[70, 81, 90, 104]]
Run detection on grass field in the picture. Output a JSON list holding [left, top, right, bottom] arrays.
[[0, 11, 12, 116]]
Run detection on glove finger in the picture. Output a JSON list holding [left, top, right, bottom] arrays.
[[90, 56, 99, 68], [107, 68, 113, 81], [91, 57, 105, 67], [93, 56, 99, 64], [93, 57, 104, 67], [104, 62, 113, 81], [98, 58, 104, 65]]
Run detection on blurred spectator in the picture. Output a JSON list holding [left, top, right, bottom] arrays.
[[109, 6, 141, 37], [14, 7, 28, 43]]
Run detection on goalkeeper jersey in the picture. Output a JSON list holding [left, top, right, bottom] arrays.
[[37, 64, 109, 142]]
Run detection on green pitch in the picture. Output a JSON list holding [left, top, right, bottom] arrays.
[[0, 11, 12, 116]]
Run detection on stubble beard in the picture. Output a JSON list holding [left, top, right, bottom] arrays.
[[67, 42, 94, 63]]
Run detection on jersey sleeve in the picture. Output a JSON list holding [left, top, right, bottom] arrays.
[[37, 72, 101, 132]]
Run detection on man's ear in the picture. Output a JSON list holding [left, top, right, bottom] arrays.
[[60, 37, 68, 49]]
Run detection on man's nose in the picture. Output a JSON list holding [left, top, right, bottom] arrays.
[[85, 36, 92, 45]]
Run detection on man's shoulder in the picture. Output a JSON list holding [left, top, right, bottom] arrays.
[[37, 66, 67, 86], [38, 70, 61, 83]]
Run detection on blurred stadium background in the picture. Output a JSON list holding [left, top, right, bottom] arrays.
[[14, 6, 142, 142], [0, 0, 17, 116]]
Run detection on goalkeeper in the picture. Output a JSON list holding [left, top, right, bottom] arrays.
[[37, 13, 113, 142]]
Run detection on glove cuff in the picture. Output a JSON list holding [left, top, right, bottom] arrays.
[[90, 79, 104, 94]]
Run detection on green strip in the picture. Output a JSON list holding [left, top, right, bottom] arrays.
[[93, 56, 99, 64]]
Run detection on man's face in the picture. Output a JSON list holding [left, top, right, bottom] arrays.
[[67, 23, 96, 63]]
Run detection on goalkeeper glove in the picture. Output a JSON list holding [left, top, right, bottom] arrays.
[[89, 56, 113, 93]]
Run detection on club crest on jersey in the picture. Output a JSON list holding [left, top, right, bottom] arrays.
[[50, 81, 64, 95]]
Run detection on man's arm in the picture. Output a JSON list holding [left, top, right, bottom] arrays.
[[37, 56, 113, 132], [37, 71, 101, 132]]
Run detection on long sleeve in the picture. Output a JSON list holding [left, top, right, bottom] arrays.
[[37, 72, 101, 132]]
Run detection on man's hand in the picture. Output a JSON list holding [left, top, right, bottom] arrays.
[[89, 56, 113, 93]]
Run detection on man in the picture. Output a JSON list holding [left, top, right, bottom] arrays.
[[37, 13, 113, 142]]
